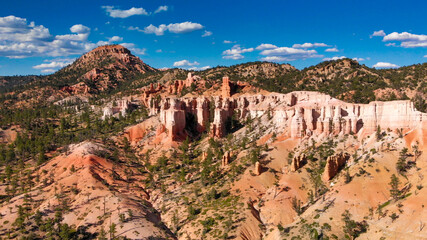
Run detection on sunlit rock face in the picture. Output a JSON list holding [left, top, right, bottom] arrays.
[[148, 77, 427, 141]]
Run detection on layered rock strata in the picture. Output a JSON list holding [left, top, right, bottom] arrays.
[[291, 153, 307, 171], [322, 152, 350, 181], [149, 90, 427, 141]]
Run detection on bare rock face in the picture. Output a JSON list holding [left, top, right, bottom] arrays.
[[222, 76, 232, 98], [159, 98, 186, 141], [222, 151, 231, 167], [148, 79, 427, 142], [322, 152, 350, 181], [254, 161, 261, 176], [291, 153, 307, 171], [101, 99, 131, 120]]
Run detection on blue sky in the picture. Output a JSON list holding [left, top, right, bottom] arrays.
[[0, 0, 426, 75]]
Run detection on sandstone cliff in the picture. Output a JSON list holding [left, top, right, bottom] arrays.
[[147, 80, 427, 142]]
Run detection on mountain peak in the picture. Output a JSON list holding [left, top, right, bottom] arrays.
[[84, 44, 131, 56]]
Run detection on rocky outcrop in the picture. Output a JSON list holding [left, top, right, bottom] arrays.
[[148, 79, 427, 142], [222, 151, 231, 167], [101, 99, 131, 120], [222, 76, 232, 98], [254, 161, 261, 176], [291, 153, 307, 171], [159, 98, 186, 141], [322, 152, 350, 181]]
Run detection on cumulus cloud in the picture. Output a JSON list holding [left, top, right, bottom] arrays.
[[202, 30, 212, 37], [424, 55, 427, 58], [173, 59, 200, 67], [41, 69, 55, 73], [70, 24, 90, 34], [255, 43, 277, 50], [102, 6, 148, 18], [222, 45, 254, 60], [168, 22, 204, 34], [131, 22, 204, 36], [0, 16, 106, 58], [33, 58, 74, 73], [188, 65, 211, 71], [372, 30, 427, 48], [0, 16, 148, 61], [108, 36, 123, 42], [292, 42, 329, 48], [382, 32, 427, 47], [198, 66, 211, 70], [325, 47, 339, 52], [372, 62, 399, 68], [352, 57, 365, 62], [261, 56, 289, 62], [55, 24, 91, 42], [33, 60, 72, 69], [119, 43, 146, 55], [154, 6, 168, 14], [0, 15, 51, 43], [371, 30, 386, 37], [323, 56, 346, 61], [259, 46, 322, 61]]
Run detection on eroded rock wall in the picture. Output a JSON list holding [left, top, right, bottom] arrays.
[[148, 87, 427, 141]]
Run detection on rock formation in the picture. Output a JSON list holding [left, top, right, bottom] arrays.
[[222, 151, 231, 167], [254, 161, 261, 175], [291, 153, 307, 171], [222, 76, 232, 98], [322, 152, 350, 181], [101, 99, 131, 120], [159, 98, 186, 141], [149, 88, 427, 142]]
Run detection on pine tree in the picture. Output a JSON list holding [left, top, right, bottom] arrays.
[[396, 148, 408, 174], [389, 174, 400, 200]]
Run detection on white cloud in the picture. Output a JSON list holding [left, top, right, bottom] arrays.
[[33, 60, 72, 69], [385, 43, 396, 47], [223, 40, 236, 44], [382, 31, 427, 47], [168, 22, 204, 34], [70, 24, 90, 34], [188, 66, 211, 71], [142, 24, 168, 35], [0, 15, 51, 42], [424, 55, 427, 58], [133, 22, 204, 36], [0, 16, 104, 58], [222, 45, 254, 60], [352, 57, 365, 62], [41, 69, 55, 73], [119, 43, 146, 55], [154, 6, 168, 14], [33, 58, 74, 73], [173, 60, 200, 67], [260, 46, 322, 61], [372, 62, 399, 68], [371, 30, 386, 37], [325, 47, 339, 52], [199, 66, 211, 70], [156, 49, 162, 53], [323, 56, 346, 61], [255, 43, 277, 50], [261, 56, 288, 62], [292, 42, 329, 48], [108, 36, 123, 42], [102, 6, 148, 18], [202, 30, 212, 37]]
